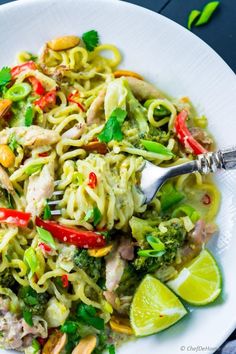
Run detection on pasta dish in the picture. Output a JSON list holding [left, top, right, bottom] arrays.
[[0, 31, 221, 354]]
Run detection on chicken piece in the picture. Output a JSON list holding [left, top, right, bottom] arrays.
[[86, 89, 106, 125], [26, 163, 54, 217], [103, 290, 120, 310], [0, 126, 60, 149], [177, 219, 217, 268], [62, 123, 86, 139], [105, 248, 125, 292], [0, 166, 14, 192], [126, 76, 162, 101], [189, 127, 213, 149], [0, 312, 48, 351], [118, 237, 135, 261], [0, 312, 23, 350]]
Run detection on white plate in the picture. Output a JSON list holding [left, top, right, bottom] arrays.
[[1, 0, 236, 353]]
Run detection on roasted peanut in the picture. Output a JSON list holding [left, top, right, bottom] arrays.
[[47, 35, 80, 51], [72, 335, 97, 354], [83, 141, 108, 154], [0, 145, 15, 168], [110, 315, 134, 335], [0, 99, 12, 118], [114, 70, 143, 80], [42, 331, 67, 354], [88, 245, 113, 257]]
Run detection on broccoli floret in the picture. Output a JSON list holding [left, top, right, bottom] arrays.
[[133, 220, 186, 273], [116, 264, 141, 296], [74, 250, 102, 282], [129, 216, 161, 248], [18, 286, 49, 316], [0, 268, 16, 288]]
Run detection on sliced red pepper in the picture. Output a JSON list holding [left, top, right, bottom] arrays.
[[28, 76, 45, 95], [68, 91, 85, 112], [34, 90, 56, 111], [61, 274, 69, 288], [11, 61, 37, 79], [174, 110, 207, 155], [202, 194, 211, 205], [88, 172, 97, 189], [38, 152, 49, 157], [35, 217, 106, 248], [38, 242, 52, 253], [0, 208, 31, 227]]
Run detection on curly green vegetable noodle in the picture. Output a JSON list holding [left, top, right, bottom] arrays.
[[0, 32, 220, 354]]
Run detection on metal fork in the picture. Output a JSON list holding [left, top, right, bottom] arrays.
[[49, 147, 236, 214]]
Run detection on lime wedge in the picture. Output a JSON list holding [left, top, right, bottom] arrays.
[[130, 275, 187, 336], [167, 249, 221, 305]]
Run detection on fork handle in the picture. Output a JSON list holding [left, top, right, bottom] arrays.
[[167, 147, 236, 178]]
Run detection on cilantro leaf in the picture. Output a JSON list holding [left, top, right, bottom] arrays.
[[25, 105, 34, 126], [82, 30, 99, 51], [0, 67, 11, 89], [98, 108, 127, 143]]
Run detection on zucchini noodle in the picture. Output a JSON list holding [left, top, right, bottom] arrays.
[[0, 33, 220, 354]]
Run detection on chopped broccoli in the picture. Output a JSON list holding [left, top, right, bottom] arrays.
[[129, 216, 161, 248], [116, 264, 141, 296], [0, 268, 16, 288], [18, 286, 49, 316], [133, 219, 186, 273], [141, 125, 171, 145], [74, 250, 102, 282]]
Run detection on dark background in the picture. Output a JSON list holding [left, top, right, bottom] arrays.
[[0, 0, 236, 353]]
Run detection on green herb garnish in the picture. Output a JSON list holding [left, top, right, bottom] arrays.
[[82, 30, 99, 51], [187, 10, 201, 29], [23, 309, 33, 326], [36, 226, 56, 249], [25, 105, 34, 126], [196, 1, 220, 26], [108, 344, 116, 354], [0, 67, 11, 91], [187, 1, 220, 30], [98, 108, 127, 143], [8, 134, 18, 152], [25, 163, 43, 176], [43, 201, 52, 220]]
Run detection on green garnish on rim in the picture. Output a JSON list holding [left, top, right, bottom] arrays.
[[82, 30, 99, 51], [187, 1, 220, 30]]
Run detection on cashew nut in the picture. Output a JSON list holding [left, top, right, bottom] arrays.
[[0, 145, 15, 168], [109, 315, 134, 335], [72, 335, 97, 354], [88, 245, 113, 257], [47, 35, 80, 51], [42, 331, 67, 354], [114, 70, 143, 80], [0, 99, 12, 118]]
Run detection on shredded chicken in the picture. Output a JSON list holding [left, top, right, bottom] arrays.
[[86, 89, 106, 125], [118, 237, 135, 261], [189, 127, 213, 149], [177, 219, 217, 268], [105, 248, 125, 292], [26, 162, 54, 217], [62, 123, 86, 139], [0, 312, 47, 351], [0, 166, 14, 192], [0, 126, 60, 148], [103, 290, 119, 310], [126, 76, 162, 101]]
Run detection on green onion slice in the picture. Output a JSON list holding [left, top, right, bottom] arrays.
[[5, 82, 31, 101]]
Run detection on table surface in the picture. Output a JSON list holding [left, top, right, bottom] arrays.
[[0, 0, 235, 353]]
